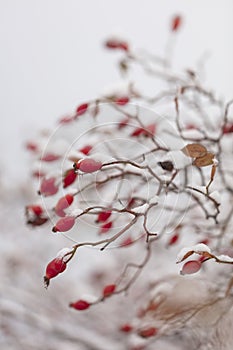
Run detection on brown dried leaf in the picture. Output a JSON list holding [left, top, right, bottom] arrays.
[[193, 152, 215, 167], [200, 251, 214, 259], [210, 164, 217, 180], [181, 143, 207, 158], [179, 250, 194, 262]]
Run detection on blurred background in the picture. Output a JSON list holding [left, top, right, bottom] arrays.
[[0, 1, 233, 349]]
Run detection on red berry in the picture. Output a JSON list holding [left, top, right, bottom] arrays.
[[131, 127, 145, 137], [105, 39, 129, 51], [102, 284, 116, 297], [76, 103, 89, 116], [118, 42, 129, 51], [39, 177, 59, 196], [70, 300, 90, 310], [58, 115, 74, 124], [55, 195, 74, 217], [127, 197, 136, 209], [74, 159, 102, 173], [65, 194, 74, 205], [130, 346, 146, 350], [186, 124, 196, 130], [41, 153, 60, 162], [138, 327, 158, 338], [120, 236, 134, 247], [32, 170, 45, 178], [223, 124, 233, 134], [145, 123, 156, 136], [63, 169, 77, 188], [168, 233, 179, 246], [25, 141, 38, 152], [44, 258, 67, 287], [99, 221, 113, 234], [131, 123, 156, 137], [120, 323, 133, 333], [181, 260, 202, 275], [96, 210, 112, 223], [198, 238, 209, 245], [118, 117, 129, 129], [105, 39, 119, 49], [52, 216, 75, 232], [27, 216, 48, 226], [171, 15, 182, 32], [27, 205, 43, 216], [79, 145, 93, 155], [115, 96, 129, 106]]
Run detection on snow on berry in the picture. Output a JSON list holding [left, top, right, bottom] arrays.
[[56, 247, 73, 261], [26, 205, 43, 216]]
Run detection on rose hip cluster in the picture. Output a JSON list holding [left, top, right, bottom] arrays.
[[24, 13, 233, 346]]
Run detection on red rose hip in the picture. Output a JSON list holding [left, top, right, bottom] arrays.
[[52, 216, 75, 232]]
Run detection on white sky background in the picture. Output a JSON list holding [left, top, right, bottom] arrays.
[[0, 0, 233, 185]]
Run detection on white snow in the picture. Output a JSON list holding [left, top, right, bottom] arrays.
[[69, 208, 83, 217], [176, 243, 211, 263], [55, 247, 74, 262], [216, 255, 233, 263], [165, 150, 192, 169], [100, 81, 130, 98], [132, 203, 150, 214]]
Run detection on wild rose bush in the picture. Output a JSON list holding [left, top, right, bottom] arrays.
[[25, 15, 233, 349]]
